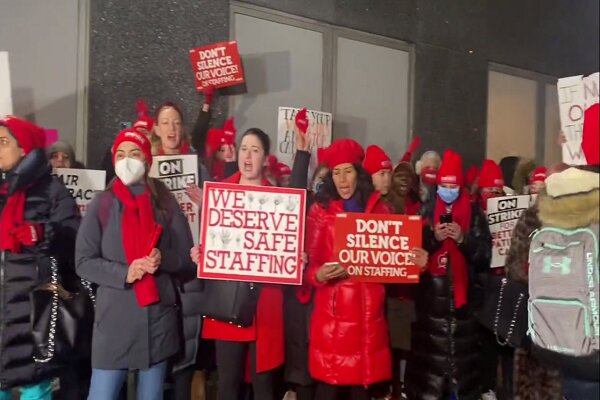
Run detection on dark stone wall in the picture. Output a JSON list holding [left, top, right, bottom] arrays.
[[88, 0, 599, 168], [87, 0, 229, 167]]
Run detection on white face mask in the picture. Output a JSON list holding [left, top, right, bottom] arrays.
[[114, 157, 145, 186]]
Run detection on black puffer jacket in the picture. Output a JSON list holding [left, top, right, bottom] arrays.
[[406, 202, 491, 400], [0, 150, 80, 390]]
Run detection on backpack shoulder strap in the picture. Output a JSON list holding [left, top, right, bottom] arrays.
[[97, 190, 114, 231]]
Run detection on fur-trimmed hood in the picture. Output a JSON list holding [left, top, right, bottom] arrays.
[[538, 189, 599, 230]]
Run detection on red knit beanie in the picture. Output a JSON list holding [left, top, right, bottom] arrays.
[[530, 166, 548, 184], [465, 165, 479, 187], [321, 139, 364, 169], [437, 150, 464, 186], [0, 116, 46, 155], [478, 159, 504, 189], [112, 129, 153, 166], [363, 145, 392, 175]]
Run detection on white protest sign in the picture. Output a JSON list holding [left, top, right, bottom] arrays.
[[0, 52, 13, 117], [55, 168, 106, 216], [557, 72, 599, 165], [487, 195, 531, 268], [199, 182, 307, 285], [277, 107, 333, 182], [149, 155, 200, 244]]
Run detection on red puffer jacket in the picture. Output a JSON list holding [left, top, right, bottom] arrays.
[[306, 192, 392, 386], [202, 172, 284, 373]]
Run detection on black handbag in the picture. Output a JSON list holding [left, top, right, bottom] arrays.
[[477, 274, 529, 348], [200, 280, 260, 328], [30, 257, 95, 365]]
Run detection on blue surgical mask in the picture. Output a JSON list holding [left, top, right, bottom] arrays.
[[438, 186, 460, 204]]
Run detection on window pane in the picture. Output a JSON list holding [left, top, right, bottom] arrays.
[[335, 37, 411, 162], [487, 71, 537, 162], [231, 14, 324, 145]]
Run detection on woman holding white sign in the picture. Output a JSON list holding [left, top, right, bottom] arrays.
[[196, 128, 284, 400], [304, 139, 428, 400], [76, 129, 195, 400]]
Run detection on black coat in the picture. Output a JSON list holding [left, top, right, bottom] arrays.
[[0, 150, 80, 390], [283, 151, 313, 385], [406, 201, 491, 400]]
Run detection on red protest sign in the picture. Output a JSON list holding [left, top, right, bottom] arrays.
[[189, 41, 245, 91], [198, 182, 306, 285], [333, 213, 423, 283]]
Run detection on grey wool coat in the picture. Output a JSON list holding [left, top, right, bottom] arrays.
[[75, 186, 195, 370]]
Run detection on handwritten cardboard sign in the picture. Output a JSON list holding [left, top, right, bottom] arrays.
[[199, 182, 307, 285], [333, 213, 423, 283], [557, 72, 599, 165]]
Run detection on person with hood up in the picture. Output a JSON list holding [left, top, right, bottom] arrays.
[[407, 150, 491, 400], [47, 140, 85, 170], [532, 103, 599, 399], [305, 139, 428, 400], [504, 162, 568, 400], [0, 117, 79, 400]]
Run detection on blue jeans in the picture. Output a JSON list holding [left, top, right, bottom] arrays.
[[87, 361, 167, 400], [0, 380, 52, 400], [562, 376, 600, 400]]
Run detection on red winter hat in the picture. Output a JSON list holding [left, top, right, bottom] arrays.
[[222, 117, 236, 142], [133, 100, 155, 132], [363, 145, 392, 175], [437, 150, 464, 186], [0, 116, 45, 155], [478, 159, 504, 189], [321, 139, 365, 169], [530, 166, 548, 184], [465, 165, 479, 187], [112, 129, 153, 166], [582, 103, 599, 166], [274, 162, 291, 178]]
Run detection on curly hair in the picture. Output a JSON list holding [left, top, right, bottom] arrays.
[[314, 163, 374, 208]]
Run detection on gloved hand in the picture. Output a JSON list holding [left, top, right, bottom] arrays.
[[12, 223, 43, 247], [203, 85, 216, 106]]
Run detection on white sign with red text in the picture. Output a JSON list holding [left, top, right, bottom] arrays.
[[199, 182, 306, 285]]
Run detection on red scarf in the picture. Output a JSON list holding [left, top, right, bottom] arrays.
[[112, 179, 161, 306], [0, 188, 26, 253], [157, 142, 191, 156], [429, 187, 472, 309]]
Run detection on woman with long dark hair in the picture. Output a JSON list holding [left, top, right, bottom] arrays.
[[305, 139, 428, 400], [192, 128, 285, 400], [0, 117, 79, 400], [76, 129, 195, 399]]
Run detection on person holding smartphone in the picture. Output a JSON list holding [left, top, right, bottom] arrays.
[[304, 139, 429, 400], [406, 150, 491, 400]]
